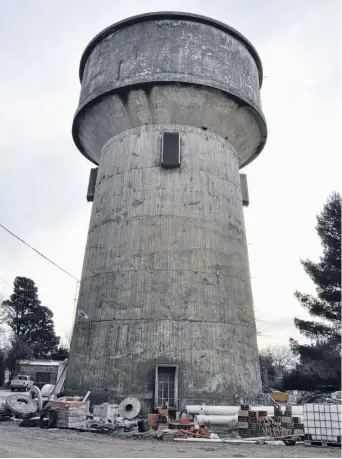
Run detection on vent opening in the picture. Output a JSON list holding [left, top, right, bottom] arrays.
[[161, 132, 180, 168]]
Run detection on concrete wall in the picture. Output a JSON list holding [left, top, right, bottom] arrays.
[[66, 125, 261, 408]]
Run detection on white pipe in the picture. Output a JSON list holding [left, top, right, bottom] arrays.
[[174, 438, 285, 445], [195, 414, 238, 425], [174, 438, 256, 444], [186, 405, 303, 416], [186, 405, 236, 415]]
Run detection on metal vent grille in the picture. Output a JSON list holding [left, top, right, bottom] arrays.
[[87, 168, 98, 202], [240, 173, 249, 207], [161, 132, 180, 168]]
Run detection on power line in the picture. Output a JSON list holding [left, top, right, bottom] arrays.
[[0, 222, 114, 303], [0, 278, 13, 289], [0, 222, 259, 309], [0, 223, 78, 281]]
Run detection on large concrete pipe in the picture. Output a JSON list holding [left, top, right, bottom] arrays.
[[118, 397, 141, 419]]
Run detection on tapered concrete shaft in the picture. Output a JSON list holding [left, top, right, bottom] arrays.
[[66, 12, 267, 411]]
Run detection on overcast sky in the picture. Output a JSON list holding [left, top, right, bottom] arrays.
[[0, 0, 340, 349]]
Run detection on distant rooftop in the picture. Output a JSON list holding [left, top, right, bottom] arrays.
[[18, 360, 63, 366]]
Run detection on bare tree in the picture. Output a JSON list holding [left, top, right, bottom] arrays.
[[264, 346, 296, 372], [259, 346, 296, 390], [62, 331, 72, 347]]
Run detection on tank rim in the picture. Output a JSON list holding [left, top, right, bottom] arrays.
[[79, 11, 263, 87], [72, 82, 267, 168]]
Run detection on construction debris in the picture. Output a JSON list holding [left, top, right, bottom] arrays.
[[92, 403, 118, 422], [1, 388, 340, 450]]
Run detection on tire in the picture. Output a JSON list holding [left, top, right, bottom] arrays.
[[41, 402, 52, 414], [0, 416, 11, 422], [19, 418, 39, 427], [283, 439, 297, 446], [39, 410, 57, 429]]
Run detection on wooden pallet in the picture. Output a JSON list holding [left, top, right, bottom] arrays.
[[304, 440, 341, 448]]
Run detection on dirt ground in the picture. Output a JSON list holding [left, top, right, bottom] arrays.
[[0, 422, 340, 458]]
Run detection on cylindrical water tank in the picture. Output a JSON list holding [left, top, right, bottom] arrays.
[[66, 12, 267, 411]]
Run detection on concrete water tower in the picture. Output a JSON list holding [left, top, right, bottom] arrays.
[[66, 12, 267, 411]]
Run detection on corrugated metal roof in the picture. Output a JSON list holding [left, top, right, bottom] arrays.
[[18, 360, 63, 366]]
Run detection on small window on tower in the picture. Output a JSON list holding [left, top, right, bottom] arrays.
[[161, 132, 180, 168]]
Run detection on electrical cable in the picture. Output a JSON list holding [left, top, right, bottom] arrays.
[[0, 223, 78, 281], [0, 222, 114, 304], [0, 278, 13, 289]]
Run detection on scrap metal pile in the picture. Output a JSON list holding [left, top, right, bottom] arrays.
[[0, 385, 91, 428], [0, 389, 140, 434]]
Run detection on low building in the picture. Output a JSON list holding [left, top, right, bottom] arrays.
[[16, 360, 63, 387]]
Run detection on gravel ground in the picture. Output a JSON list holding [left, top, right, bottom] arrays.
[[0, 389, 11, 399], [0, 422, 340, 458]]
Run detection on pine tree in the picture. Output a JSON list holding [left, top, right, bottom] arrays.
[[2, 277, 60, 360], [294, 192, 341, 343], [290, 192, 341, 388]]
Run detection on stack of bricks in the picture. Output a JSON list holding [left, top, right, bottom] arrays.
[[273, 405, 304, 437], [50, 400, 87, 429], [264, 406, 292, 437], [238, 405, 305, 439], [147, 413, 169, 430], [238, 405, 267, 438], [293, 416, 305, 436]]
